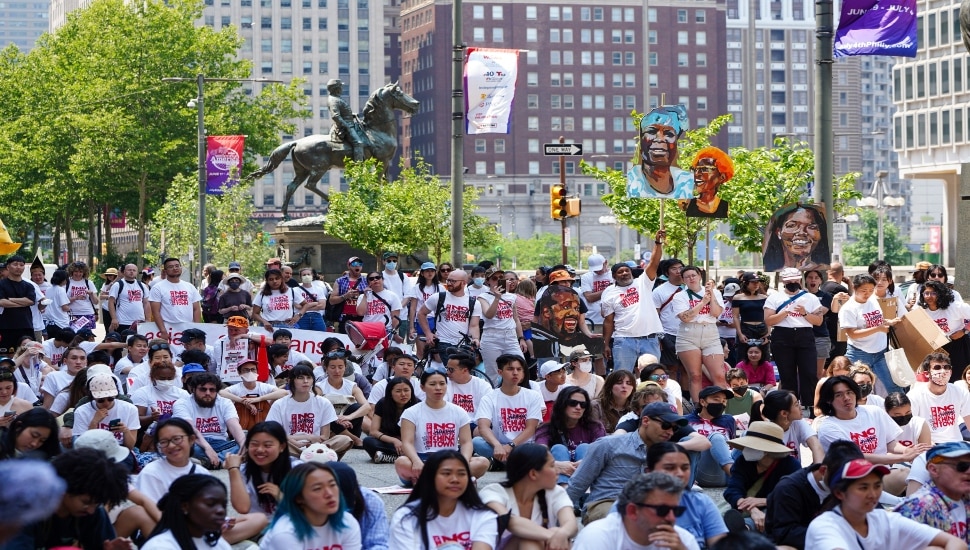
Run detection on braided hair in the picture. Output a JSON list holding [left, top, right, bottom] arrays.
[[146, 474, 227, 548]]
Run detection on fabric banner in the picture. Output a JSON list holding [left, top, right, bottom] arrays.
[[834, 0, 917, 58], [464, 48, 519, 134], [205, 135, 245, 195]]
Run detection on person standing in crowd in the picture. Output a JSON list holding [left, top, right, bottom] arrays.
[[252, 268, 308, 332], [217, 273, 253, 321], [356, 271, 402, 342], [904, 260, 933, 308], [98, 267, 119, 330], [918, 280, 970, 382], [108, 264, 149, 333], [65, 261, 98, 329], [477, 267, 528, 384], [43, 269, 71, 330], [601, 232, 666, 372], [731, 271, 770, 360], [417, 269, 482, 366], [149, 258, 202, 342], [200, 268, 224, 324], [0, 255, 37, 356], [821, 262, 851, 361], [407, 262, 441, 359], [653, 258, 686, 371], [671, 265, 726, 403], [834, 273, 904, 396], [804, 269, 833, 380], [328, 256, 367, 332], [294, 267, 329, 332], [580, 253, 612, 332], [718, 282, 740, 367], [379, 252, 412, 313], [765, 267, 824, 411]]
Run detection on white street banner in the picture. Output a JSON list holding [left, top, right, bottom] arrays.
[[464, 48, 519, 134]]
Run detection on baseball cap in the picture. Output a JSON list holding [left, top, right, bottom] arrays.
[[382, 252, 398, 260], [699, 386, 734, 400], [0, 357, 13, 368], [779, 267, 802, 282], [228, 261, 241, 270], [348, 256, 363, 266], [722, 283, 741, 298], [547, 270, 575, 284], [226, 316, 249, 329], [828, 458, 890, 488], [927, 441, 970, 462], [181, 363, 206, 375], [538, 360, 566, 378], [915, 261, 932, 271], [641, 402, 687, 426], [88, 374, 119, 399], [74, 429, 130, 463], [587, 254, 606, 272], [420, 261, 437, 271], [568, 347, 593, 361], [86, 364, 113, 379], [226, 273, 243, 281]]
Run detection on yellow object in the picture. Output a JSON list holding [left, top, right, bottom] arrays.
[[550, 184, 567, 220], [0, 217, 21, 255]]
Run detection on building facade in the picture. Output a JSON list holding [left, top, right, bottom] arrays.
[[0, 0, 49, 52]]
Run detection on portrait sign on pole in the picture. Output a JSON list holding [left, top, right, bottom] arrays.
[[762, 203, 831, 272]]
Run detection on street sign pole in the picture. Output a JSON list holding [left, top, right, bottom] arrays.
[[559, 136, 567, 264]]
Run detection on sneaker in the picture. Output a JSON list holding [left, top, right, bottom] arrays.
[[374, 451, 396, 464]]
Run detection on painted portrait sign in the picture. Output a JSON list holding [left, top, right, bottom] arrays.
[[626, 105, 694, 199], [531, 284, 604, 361], [685, 147, 733, 219], [763, 202, 831, 272]]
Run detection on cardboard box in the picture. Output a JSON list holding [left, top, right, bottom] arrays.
[[877, 296, 899, 321], [894, 307, 950, 371]]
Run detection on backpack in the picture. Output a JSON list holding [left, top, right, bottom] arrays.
[[433, 291, 476, 329], [201, 286, 220, 315], [112, 278, 147, 306]]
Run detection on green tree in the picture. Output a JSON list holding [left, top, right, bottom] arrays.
[[841, 210, 911, 267], [325, 159, 499, 267], [468, 233, 569, 271]]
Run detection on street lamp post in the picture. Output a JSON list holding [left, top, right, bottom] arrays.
[[161, 75, 282, 281], [857, 170, 906, 261]]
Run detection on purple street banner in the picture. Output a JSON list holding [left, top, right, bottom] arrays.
[[464, 48, 519, 134], [834, 0, 917, 58], [205, 135, 245, 195]]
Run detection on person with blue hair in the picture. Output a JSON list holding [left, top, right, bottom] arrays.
[[260, 462, 362, 549], [627, 105, 695, 199]]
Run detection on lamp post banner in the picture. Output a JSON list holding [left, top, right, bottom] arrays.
[[834, 0, 917, 58], [464, 48, 519, 134], [205, 135, 245, 195]]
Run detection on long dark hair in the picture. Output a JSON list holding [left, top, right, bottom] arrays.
[[417, 267, 440, 292], [547, 387, 598, 447], [763, 203, 830, 272], [500, 443, 550, 526], [0, 408, 60, 459], [751, 390, 797, 423], [147, 474, 227, 548], [403, 451, 488, 550], [597, 370, 637, 432], [378, 377, 420, 434], [260, 268, 285, 296], [243, 421, 293, 512]]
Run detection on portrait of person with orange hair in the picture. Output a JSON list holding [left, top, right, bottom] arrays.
[[686, 147, 734, 218]]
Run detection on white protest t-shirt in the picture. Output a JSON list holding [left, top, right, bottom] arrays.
[[480, 483, 572, 528], [580, 271, 614, 325], [424, 291, 483, 344], [266, 395, 338, 436], [602, 273, 664, 338], [838, 295, 887, 352], [369, 377, 426, 404], [782, 418, 817, 462], [399, 401, 470, 454], [477, 387, 544, 445], [906, 382, 970, 443], [110, 279, 148, 325], [924, 302, 970, 337], [572, 511, 700, 550], [135, 459, 211, 503], [409, 282, 442, 315], [317, 378, 358, 397], [389, 502, 497, 549], [896, 414, 927, 447], [130, 384, 189, 416], [806, 508, 939, 550], [239, 457, 303, 516], [261, 510, 361, 549], [224, 381, 279, 399], [72, 400, 140, 444], [357, 289, 402, 330], [113, 355, 146, 377], [44, 285, 71, 328], [445, 377, 494, 417], [652, 281, 684, 335], [253, 288, 304, 323], [816, 405, 902, 454], [149, 279, 202, 324], [271, 349, 313, 377], [173, 395, 238, 441], [765, 290, 822, 329], [477, 292, 517, 331], [41, 370, 75, 398], [66, 279, 96, 315], [671, 287, 725, 324], [126, 364, 183, 394]]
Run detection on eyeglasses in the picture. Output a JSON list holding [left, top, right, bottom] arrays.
[[649, 374, 669, 382], [649, 417, 676, 431], [150, 343, 170, 352], [367, 276, 383, 281], [96, 397, 115, 404], [325, 350, 349, 358], [565, 399, 589, 409], [445, 279, 462, 284], [439, 268, 454, 273], [930, 364, 953, 371], [157, 435, 187, 449], [631, 503, 686, 517], [941, 461, 970, 473], [197, 387, 218, 394]]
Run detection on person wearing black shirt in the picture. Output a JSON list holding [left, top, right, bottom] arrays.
[[0, 255, 36, 355], [820, 262, 850, 364]]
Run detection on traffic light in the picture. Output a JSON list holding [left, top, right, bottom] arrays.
[[551, 184, 567, 219]]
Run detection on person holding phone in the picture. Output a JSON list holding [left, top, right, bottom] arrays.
[[477, 267, 527, 384], [72, 374, 138, 454]]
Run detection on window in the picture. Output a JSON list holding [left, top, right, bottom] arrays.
[[492, 6, 503, 19], [528, 117, 539, 131], [581, 7, 591, 21], [475, 161, 487, 174], [473, 5, 484, 19], [649, 74, 658, 87], [281, 17, 291, 29], [648, 31, 657, 44], [550, 29, 560, 43], [261, 61, 273, 74], [529, 161, 540, 174], [495, 161, 506, 175], [696, 75, 707, 89], [303, 61, 312, 74], [282, 39, 292, 53], [563, 95, 574, 108], [563, 51, 573, 64], [625, 8, 634, 21], [526, 6, 536, 20], [612, 8, 621, 22], [550, 51, 561, 64], [261, 17, 272, 29], [551, 73, 561, 86], [527, 72, 538, 86], [550, 7, 559, 21], [581, 51, 591, 64], [625, 52, 634, 65], [527, 28, 537, 42], [473, 27, 484, 41], [678, 75, 689, 88], [495, 139, 505, 153], [648, 8, 656, 22], [696, 10, 706, 23], [697, 97, 708, 110], [594, 52, 604, 65], [593, 8, 603, 21], [528, 139, 540, 153], [564, 117, 574, 131], [625, 74, 635, 87], [678, 31, 689, 45], [563, 7, 572, 20], [564, 73, 574, 86], [678, 53, 689, 67], [581, 29, 591, 43], [475, 139, 486, 153], [493, 28, 504, 42], [551, 117, 562, 131], [613, 52, 622, 65], [649, 52, 658, 66], [677, 9, 687, 23], [303, 17, 312, 29], [527, 94, 539, 108], [261, 39, 272, 52], [625, 30, 635, 44], [696, 53, 707, 67], [527, 51, 538, 64], [551, 95, 561, 109], [593, 29, 604, 43], [696, 31, 707, 46], [612, 30, 622, 44]]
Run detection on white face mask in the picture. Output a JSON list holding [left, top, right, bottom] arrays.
[[386, 262, 397, 271], [742, 448, 766, 462], [473, 277, 485, 286], [578, 360, 593, 373], [930, 370, 949, 386], [302, 275, 313, 284], [155, 379, 178, 388], [240, 371, 258, 383]]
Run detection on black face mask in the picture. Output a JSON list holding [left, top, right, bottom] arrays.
[[228, 282, 240, 289], [705, 402, 726, 418], [733, 385, 749, 396], [784, 282, 802, 293], [858, 383, 873, 397], [892, 413, 913, 427]]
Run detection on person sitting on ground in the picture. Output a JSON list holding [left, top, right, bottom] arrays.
[[172, 372, 247, 469], [849, 362, 884, 409], [218, 359, 289, 429], [473, 354, 544, 465], [735, 343, 775, 393], [140, 475, 234, 550], [535, 386, 606, 486], [316, 350, 371, 448], [223, 421, 300, 525], [363, 376, 419, 464], [327, 460, 390, 550], [724, 368, 762, 429], [265, 365, 353, 459], [443, 351, 492, 430], [688, 385, 738, 488], [813, 355, 851, 417], [884, 391, 932, 450], [591, 369, 637, 434], [532, 360, 568, 423], [368, 353, 425, 406], [906, 352, 970, 444], [751, 389, 825, 465], [640, 363, 684, 415], [0, 407, 60, 461], [895, 441, 970, 545]]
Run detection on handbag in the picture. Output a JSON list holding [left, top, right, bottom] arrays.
[[886, 328, 916, 387]]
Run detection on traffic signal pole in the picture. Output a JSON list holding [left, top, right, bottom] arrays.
[[559, 137, 567, 264]]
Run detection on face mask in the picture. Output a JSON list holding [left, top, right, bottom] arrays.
[[155, 379, 177, 388], [386, 262, 397, 271], [302, 275, 313, 284], [742, 448, 766, 462], [228, 281, 240, 289], [240, 372, 258, 383], [930, 371, 949, 386], [705, 402, 726, 417], [733, 385, 749, 396], [473, 277, 485, 286], [578, 360, 593, 373], [892, 413, 913, 427], [784, 282, 802, 293], [858, 383, 873, 397]]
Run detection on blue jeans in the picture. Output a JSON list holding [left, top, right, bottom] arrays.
[[693, 432, 733, 488], [550, 443, 590, 484], [192, 437, 239, 463], [473, 436, 496, 460], [297, 311, 327, 332], [846, 345, 904, 395], [612, 336, 661, 372]]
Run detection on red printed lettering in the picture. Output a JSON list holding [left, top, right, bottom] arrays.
[[593, 279, 612, 292], [155, 399, 176, 415], [620, 287, 640, 308], [268, 295, 290, 312], [934, 318, 951, 334], [367, 299, 387, 316], [98, 423, 125, 444], [688, 297, 711, 316], [850, 427, 879, 453], [445, 304, 470, 322], [500, 407, 528, 433], [496, 300, 514, 320], [861, 309, 883, 328], [196, 416, 222, 434], [432, 532, 472, 549], [423, 422, 457, 450], [290, 412, 315, 434], [170, 290, 189, 306], [126, 290, 143, 302], [930, 404, 957, 429], [452, 393, 475, 413]]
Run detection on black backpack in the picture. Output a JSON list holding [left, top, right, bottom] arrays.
[[433, 291, 476, 328]]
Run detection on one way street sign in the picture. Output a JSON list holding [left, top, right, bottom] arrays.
[[543, 143, 583, 156]]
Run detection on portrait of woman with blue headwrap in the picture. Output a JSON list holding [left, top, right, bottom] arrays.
[[626, 105, 695, 199]]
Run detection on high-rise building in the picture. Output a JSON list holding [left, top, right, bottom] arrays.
[[0, 0, 50, 52]]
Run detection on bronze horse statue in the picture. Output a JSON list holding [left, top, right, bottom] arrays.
[[247, 81, 420, 218]]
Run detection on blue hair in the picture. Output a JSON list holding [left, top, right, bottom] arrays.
[[640, 105, 688, 134], [269, 462, 348, 540]]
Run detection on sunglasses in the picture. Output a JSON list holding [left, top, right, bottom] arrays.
[[649, 417, 676, 431], [96, 396, 115, 404], [632, 503, 687, 517], [565, 399, 588, 409], [325, 350, 349, 359], [425, 365, 447, 375], [649, 374, 669, 382], [150, 343, 170, 352], [367, 276, 383, 281], [439, 268, 454, 273], [350, 262, 363, 268], [930, 364, 953, 371], [941, 461, 970, 473]]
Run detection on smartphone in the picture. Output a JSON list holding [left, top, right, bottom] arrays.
[[498, 280, 507, 293], [3, 412, 14, 418], [109, 419, 121, 428]]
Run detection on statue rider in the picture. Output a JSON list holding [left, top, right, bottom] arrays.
[[327, 79, 365, 162]]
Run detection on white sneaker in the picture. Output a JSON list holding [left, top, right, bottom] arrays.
[[374, 451, 396, 464]]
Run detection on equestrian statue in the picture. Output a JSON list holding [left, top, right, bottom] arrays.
[[246, 80, 420, 218]]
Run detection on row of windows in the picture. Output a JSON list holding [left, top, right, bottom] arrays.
[[726, 68, 809, 85], [725, 0, 807, 21], [524, 94, 638, 111], [650, 52, 709, 67], [917, 8, 962, 51], [546, 51, 636, 66], [548, 29, 636, 44], [725, 29, 809, 43], [646, 30, 710, 46], [206, 0, 363, 8], [648, 74, 709, 90], [522, 116, 643, 135], [524, 72, 638, 88], [895, 108, 969, 150], [475, 6, 636, 23], [895, 58, 970, 102], [726, 48, 808, 64]]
